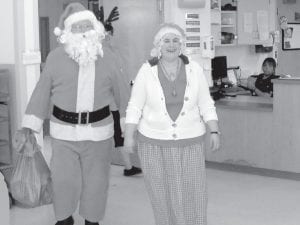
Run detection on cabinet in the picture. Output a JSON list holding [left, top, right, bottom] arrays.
[[211, 0, 237, 46], [0, 70, 12, 170], [221, 11, 237, 45], [211, 0, 275, 46]]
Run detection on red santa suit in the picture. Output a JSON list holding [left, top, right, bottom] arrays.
[[22, 45, 129, 222]]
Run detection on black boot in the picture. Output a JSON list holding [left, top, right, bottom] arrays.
[[123, 166, 142, 176], [55, 216, 74, 225], [85, 220, 99, 225]]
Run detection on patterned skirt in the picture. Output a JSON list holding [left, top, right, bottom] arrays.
[[137, 141, 207, 225]]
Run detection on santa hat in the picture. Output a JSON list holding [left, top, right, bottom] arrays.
[[54, 2, 105, 37]]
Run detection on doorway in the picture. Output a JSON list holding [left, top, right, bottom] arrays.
[[103, 0, 162, 82]]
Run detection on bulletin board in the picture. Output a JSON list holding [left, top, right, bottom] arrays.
[[282, 23, 300, 50]]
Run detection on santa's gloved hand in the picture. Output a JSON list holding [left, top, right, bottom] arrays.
[[120, 117, 125, 137]]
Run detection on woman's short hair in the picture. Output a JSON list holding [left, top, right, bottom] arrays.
[[262, 57, 276, 68]]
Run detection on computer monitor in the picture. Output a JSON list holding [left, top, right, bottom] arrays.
[[211, 56, 228, 83]]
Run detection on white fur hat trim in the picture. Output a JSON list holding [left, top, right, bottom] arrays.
[[64, 10, 97, 31]]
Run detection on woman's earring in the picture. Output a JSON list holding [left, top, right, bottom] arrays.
[[179, 49, 182, 56], [158, 47, 162, 59]]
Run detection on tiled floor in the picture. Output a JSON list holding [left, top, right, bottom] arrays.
[[8, 137, 300, 225], [9, 164, 300, 225]]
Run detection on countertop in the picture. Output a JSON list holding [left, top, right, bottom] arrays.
[[215, 95, 273, 111]]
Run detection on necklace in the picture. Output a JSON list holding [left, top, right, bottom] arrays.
[[160, 59, 181, 97]]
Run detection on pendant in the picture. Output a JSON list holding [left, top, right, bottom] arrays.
[[169, 72, 176, 82], [172, 88, 177, 97]]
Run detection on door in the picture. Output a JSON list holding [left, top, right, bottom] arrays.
[[39, 17, 50, 64], [103, 0, 162, 82]]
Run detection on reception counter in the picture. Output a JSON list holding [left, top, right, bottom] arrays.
[[215, 95, 273, 111], [205, 78, 300, 173]]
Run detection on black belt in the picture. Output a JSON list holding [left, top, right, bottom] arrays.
[[53, 105, 110, 125]]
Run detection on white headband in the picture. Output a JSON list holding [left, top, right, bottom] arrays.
[[153, 27, 184, 46]]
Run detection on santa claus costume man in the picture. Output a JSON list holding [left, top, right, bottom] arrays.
[[14, 3, 129, 225]]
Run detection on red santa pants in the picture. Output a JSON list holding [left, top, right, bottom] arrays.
[[50, 137, 112, 222]]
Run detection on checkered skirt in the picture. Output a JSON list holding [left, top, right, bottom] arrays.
[[137, 141, 207, 225]]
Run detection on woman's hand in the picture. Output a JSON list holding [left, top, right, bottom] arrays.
[[247, 76, 257, 90], [210, 133, 220, 152], [206, 120, 221, 152], [123, 136, 136, 153], [13, 128, 32, 152], [123, 123, 138, 153]]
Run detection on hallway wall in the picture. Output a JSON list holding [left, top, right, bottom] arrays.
[[0, 0, 16, 152], [277, 0, 300, 77], [0, 0, 15, 64]]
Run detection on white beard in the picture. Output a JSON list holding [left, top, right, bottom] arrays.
[[60, 30, 104, 66]]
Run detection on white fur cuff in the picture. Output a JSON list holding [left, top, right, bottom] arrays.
[[22, 114, 43, 133]]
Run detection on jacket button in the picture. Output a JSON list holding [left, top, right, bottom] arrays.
[[172, 123, 177, 127], [184, 97, 189, 101], [181, 112, 185, 116], [172, 133, 177, 138]]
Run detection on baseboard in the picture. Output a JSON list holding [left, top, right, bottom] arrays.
[[206, 161, 300, 181]]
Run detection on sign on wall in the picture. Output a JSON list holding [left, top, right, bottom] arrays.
[[184, 13, 201, 54], [282, 23, 300, 50]]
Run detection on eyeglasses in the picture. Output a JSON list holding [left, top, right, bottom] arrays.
[[71, 23, 94, 33]]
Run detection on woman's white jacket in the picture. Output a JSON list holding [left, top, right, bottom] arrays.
[[125, 58, 218, 140]]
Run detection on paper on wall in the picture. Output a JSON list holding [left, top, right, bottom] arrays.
[[257, 10, 269, 41], [243, 12, 253, 33]]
